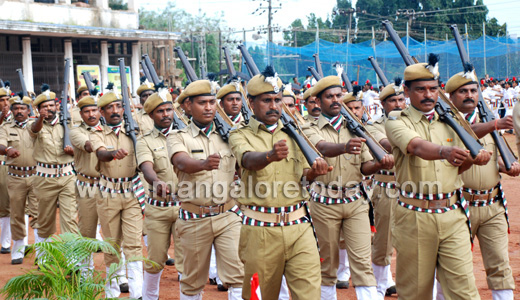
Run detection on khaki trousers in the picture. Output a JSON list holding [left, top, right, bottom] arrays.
[[176, 212, 243, 295], [75, 184, 101, 239], [371, 185, 397, 266], [144, 203, 182, 274], [97, 191, 143, 266], [34, 175, 78, 238], [7, 175, 38, 240], [470, 201, 514, 290], [240, 223, 321, 300], [0, 165, 10, 218], [393, 205, 480, 300], [310, 198, 376, 287]]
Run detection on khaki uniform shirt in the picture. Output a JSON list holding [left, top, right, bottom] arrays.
[[70, 122, 99, 178], [303, 114, 373, 188], [137, 127, 178, 199], [71, 106, 82, 125], [461, 117, 500, 191], [90, 124, 137, 179], [134, 110, 154, 136], [229, 117, 310, 207], [167, 121, 236, 206], [28, 116, 74, 165], [0, 122, 36, 167], [303, 114, 319, 124], [366, 115, 395, 173], [385, 106, 465, 194]]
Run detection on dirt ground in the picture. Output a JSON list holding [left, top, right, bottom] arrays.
[[0, 134, 519, 299]]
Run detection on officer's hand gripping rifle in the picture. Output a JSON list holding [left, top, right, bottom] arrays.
[[308, 64, 387, 161], [174, 47, 233, 142], [141, 54, 187, 130], [222, 46, 253, 124], [449, 24, 516, 169], [60, 59, 72, 150], [382, 20, 483, 158], [118, 58, 139, 159]]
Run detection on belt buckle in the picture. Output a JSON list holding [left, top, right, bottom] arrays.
[[276, 211, 288, 223], [429, 200, 444, 209], [56, 166, 61, 175], [206, 205, 220, 216]]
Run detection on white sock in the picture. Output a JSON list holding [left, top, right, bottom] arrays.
[[143, 270, 163, 300], [372, 263, 395, 297], [278, 275, 290, 300], [0, 217, 11, 248], [96, 224, 103, 241], [320, 285, 337, 300], [23, 215, 29, 245], [11, 239, 25, 260], [492, 289, 513, 300], [228, 287, 243, 300], [337, 248, 350, 281], [105, 266, 121, 298], [355, 286, 380, 300], [127, 261, 143, 299]]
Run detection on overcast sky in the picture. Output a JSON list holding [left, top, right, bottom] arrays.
[[140, 0, 520, 41]]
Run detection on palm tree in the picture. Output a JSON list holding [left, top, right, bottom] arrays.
[[1, 232, 146, 300]]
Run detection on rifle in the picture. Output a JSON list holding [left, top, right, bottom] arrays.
[[449, 24, 516, 169], [222, 46, 253, 124], [81, 71, 97, 95], [118, 58, 139, 159], [16, 68, 35, 116], [174, 47, 234, 142], [60, 59, 73, 150], [382, 20, 483, 158], [237, 44, 260, 79], [140, 60, 153, 84], [141, 54, 187, 130], [308, 62, 387, 161], [239, 46, 324, 165], [200, 65, 207, 80], [313, 54, 324, 78], [367, 57, 390, 86]]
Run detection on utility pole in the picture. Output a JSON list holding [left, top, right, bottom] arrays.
[[251, 0, 281, 66]]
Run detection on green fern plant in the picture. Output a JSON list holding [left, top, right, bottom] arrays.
[[0, 232, 146, 300]]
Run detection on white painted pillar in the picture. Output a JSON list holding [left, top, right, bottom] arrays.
[[95, 0, 108, 10], [64, 38, 75, 102], [100, 40, 109, 92], [131, 41, 140, 96], [127, 0, 138, 13], [21, 36, 34, 93]]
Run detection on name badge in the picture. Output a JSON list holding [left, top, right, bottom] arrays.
[[191, 149, 203, 153], [106, 146, 115, 150], [9, 133, 17, 136], [153, 146, 165, 151]]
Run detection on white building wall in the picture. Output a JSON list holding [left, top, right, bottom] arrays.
[[0, 0, 138, 30]]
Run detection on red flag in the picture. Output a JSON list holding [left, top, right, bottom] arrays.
[[251, 273, 262, 300]]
